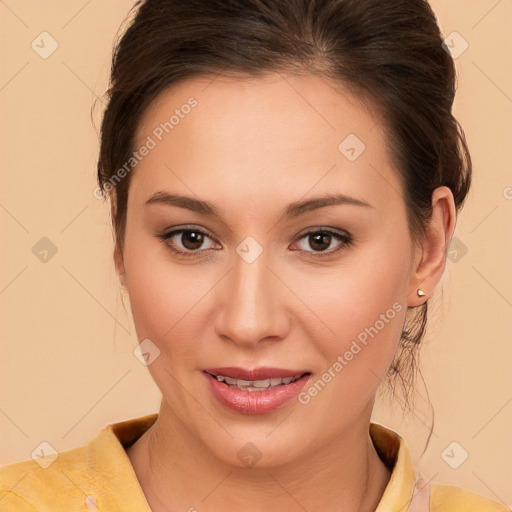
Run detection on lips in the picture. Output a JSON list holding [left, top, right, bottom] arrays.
[[203, 367, 312, 414], [203, 367, 309, 381]]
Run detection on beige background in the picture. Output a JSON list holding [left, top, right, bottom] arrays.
[[1, 0, 511, 506]]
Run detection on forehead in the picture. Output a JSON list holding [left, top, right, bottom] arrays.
[[131, 73, 403, 214]]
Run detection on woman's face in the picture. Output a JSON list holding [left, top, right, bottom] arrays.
[[117, 73, 420, 466]]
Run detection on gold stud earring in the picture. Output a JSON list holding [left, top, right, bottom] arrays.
[[417, 289, 426, 297]]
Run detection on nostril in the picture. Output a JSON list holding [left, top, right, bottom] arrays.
[[85, 495, 97, 510]]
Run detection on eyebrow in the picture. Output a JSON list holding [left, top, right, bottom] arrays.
[[145, 191, 372, 220]]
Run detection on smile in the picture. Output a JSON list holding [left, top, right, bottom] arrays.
[[203, 367, 312, 414], [210, 373, 305, 391]]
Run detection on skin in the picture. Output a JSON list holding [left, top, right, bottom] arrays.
[[114, 72, 456, 512]]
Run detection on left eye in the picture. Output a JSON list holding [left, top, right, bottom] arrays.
[[292, 230, 352, 255]]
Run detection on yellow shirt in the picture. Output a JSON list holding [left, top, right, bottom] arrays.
[[0, 413, 508, 511]]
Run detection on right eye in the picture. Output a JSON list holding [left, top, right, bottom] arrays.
[[156, 227, 220, 257]]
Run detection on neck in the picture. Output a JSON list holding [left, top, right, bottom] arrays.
[[126, 400, 391, 512]]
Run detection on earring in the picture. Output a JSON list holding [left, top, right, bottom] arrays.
[[417, 289, 426, 297]]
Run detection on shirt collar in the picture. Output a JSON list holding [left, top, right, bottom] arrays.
[[87, 414, 417, 511], [370, 422, 418, 511]]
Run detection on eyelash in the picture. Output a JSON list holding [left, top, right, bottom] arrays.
[[156, 226, 354, 259]]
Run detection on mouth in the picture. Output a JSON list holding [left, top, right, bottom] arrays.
[[203, 367, 312, 392], [203, 367, 312, 414]]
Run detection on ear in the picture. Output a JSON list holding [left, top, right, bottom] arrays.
[[110, 192, 127, 288], [407, 186, 457, 307]]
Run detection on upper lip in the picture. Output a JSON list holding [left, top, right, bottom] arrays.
[[204, 367, 310, 381]]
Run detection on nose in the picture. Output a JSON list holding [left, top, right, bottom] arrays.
[[214, 249, 290, 347]]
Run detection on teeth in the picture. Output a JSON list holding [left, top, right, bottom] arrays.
[[213, 373, 303, 390], [252, 378, 270, 388]]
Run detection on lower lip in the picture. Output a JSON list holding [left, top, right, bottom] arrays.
[[204, 372, 311, 415]]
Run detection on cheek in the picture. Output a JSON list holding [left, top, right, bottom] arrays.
[[293, 234, 409, 351], [122, 233, 217, 361], [293, 261, 408, 429], [290, 236, 411, 422]]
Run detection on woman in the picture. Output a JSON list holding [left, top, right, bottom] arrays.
[[0, 0, 508, 511]]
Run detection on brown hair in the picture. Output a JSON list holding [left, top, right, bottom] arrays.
[[96, 0, 471, 436]]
